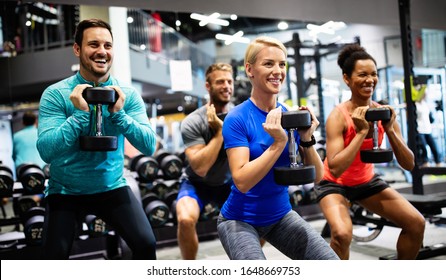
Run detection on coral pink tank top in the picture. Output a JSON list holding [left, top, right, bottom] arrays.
[[322, 102, 385, 186]]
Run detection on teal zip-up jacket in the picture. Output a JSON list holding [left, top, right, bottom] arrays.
[[37, 72, 156, 195]]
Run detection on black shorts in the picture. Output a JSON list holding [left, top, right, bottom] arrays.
[[313, 175, 389, 202]]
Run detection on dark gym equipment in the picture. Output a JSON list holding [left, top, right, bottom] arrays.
[[42, 164, 51, 179], [274, 110, 316, 185], [14, 195, 38, 219], [199, 201, 220, 221], [288, 185, 305, 208], [16, 163, 45, 194], [79, 87, 118, 152], [129, 154, 159, 182], [0, 163, 14, 197], [22, 206, 45, 246], [163, 188, 178, 211], [141, 192, 170, 228], [151, 179, 179, 199], [154, 149, 183, 180], [85, 215, 109, 238], [360, 108, 394, 163]]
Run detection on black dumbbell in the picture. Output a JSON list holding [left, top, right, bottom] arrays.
[[141, 192, 170, 228], [43, 164, 51, 179], [129, 154, 159, 182], [16, 163, 46, 194], [85, 214, 109, 238], [199, 201, 220, 221], [288, 185, 305, 208], [154, 149, 183, 180], [163, 188, 178, 210], [274, 111, 316, 186], [315, 139, 326, 161], [175, 151, 188, 168], [152, 179, 179, 198], [360, 108, 394, 163], [14, 195, 38, 218], [79, 87, 118, 151], [22, 206, 45, 246], [0, 163, 14, 198]]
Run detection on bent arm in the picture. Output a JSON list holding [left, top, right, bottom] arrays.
[[300, 145, 324, 183], [185, 130, 223, 177], [37, 90, 89, 163], [111, 94, 156, 156], [382, 106, 414, 171], [227, 139, 286, 193], [325, 109, 367, 178]]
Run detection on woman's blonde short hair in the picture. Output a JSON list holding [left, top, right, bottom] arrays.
[[244, 36, 287, 65]]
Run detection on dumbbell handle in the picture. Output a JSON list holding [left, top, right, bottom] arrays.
[[372, 121, 378, 149], [288, 129, 298, 168], [95, 104, 103, 136]]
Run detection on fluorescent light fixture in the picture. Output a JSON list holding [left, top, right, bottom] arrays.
[[307, 20, 346, 35], [190, 12, 229, 26], [215, 31, 250, 45], [307, 20, 347, 41], [278, 21, 289, 30]]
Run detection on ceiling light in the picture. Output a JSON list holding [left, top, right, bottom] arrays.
[[307, 21, 347, 41], [190, 12, 229, 27], [215, 31, 250, 45], [307, 21, 346, 35], [278, 21, 288, 30]]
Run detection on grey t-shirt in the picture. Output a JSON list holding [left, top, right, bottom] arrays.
[[180, 105, 232, 187]]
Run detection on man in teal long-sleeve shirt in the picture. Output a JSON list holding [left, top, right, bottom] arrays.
[[37, 18, 157, 259]]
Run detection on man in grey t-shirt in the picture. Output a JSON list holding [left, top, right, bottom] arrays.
[[176, 63, 234, 259]]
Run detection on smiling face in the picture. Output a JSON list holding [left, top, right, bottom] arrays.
[[73, 26, 113, 84], [206, 69, 234, 107], [343, 59, 378, 101], [246, 46, 287, 95]]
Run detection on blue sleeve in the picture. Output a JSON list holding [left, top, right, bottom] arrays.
[[109, 88, 157, 156], [222, 109, 248, 150], [37, 87, 89, 163]]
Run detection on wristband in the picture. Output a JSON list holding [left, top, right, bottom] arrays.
[[300, 135, 316, 147]]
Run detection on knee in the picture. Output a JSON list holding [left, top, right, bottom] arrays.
[[177, 216, 197, 231], [405, 215, 425, 237], [331, 227, 352, 247]]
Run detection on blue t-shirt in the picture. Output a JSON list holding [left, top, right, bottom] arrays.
[[37, 72, 157, 196], [221, 99, 299, 226], [13, 125, 46, 169]]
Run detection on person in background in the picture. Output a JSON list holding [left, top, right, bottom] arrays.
[[13, 110, 46, 170], [314, 44, 425, 259], [176, 63, 235, 259], [37, 18, 157, 259], [416, 91, 443, 167], [217, 36, 338, 260]]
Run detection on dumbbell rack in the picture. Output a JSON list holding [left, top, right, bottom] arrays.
[[0, 181, 42, 259]]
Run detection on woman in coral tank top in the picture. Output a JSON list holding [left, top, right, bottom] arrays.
[[314, 44, 425, 260]]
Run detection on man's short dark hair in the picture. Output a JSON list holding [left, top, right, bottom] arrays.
[[74, 18, 113, 46], [22, 111, 37, 126]]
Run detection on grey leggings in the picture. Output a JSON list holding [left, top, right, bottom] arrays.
[[217, 210, 339, 260]]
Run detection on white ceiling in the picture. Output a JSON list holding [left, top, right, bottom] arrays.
[[10, 0, 446, 31]]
